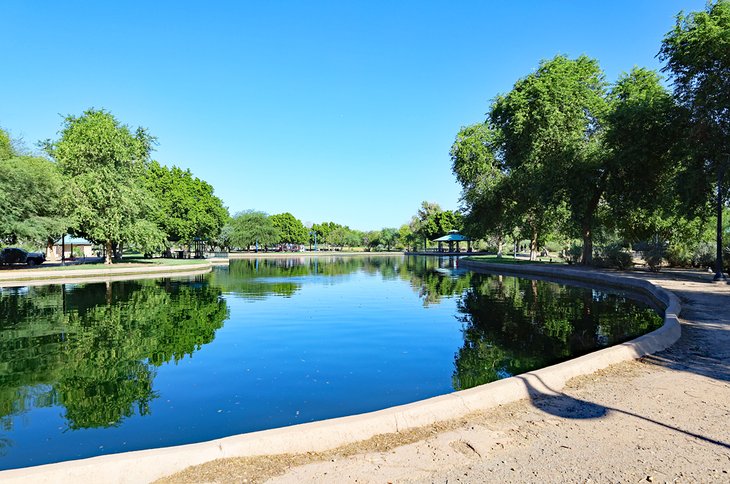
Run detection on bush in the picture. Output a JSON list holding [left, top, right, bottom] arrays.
[[594, 243, 633, 270], [665, 244, 693, 268], [543, 240, 564, 253], [691, 242, 716, 268], [559, 243, 582, 265], [642, 242, 666, 272]]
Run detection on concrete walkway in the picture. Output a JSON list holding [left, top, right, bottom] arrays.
[[0, 260, 220, 287], [162, 268, 730, 483]]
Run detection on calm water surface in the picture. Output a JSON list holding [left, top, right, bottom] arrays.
[[0, 256, 662, 469]]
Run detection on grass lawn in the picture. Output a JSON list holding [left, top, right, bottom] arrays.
[[31, 257, 210, 271], [465, 254, 565, 265]]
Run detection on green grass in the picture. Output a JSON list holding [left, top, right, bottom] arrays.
[[464, 254, 565, 265], [32, 257, 210, 271]]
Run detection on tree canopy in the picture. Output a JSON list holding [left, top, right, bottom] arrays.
[[145, 160, 228, 243], [0, 156, 68, 248], [47, 109, 156, 263], [229, 210, 280, 250], [270, 212, 308, 245]]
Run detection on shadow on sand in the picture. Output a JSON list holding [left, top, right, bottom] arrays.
[[518, 374, 730, 450]]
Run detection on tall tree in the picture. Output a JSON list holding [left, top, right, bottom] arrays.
[[270, 212, 308, 245], [379, 227, 399, 251], [603, 68, 685, 242], [47, 109, 156, 264], [450, 123, 522, 255], [413, 201, 442, 249], [0, 156, 69, 252], [489, 55, 606, 262], [660, 0, 730, 279], [0, 128, 14, 161], [145, 161, 228, 244], [229, 210, 280, 251]]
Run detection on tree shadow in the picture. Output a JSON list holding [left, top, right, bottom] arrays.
[[639, 279, 730, 383], [518, 374, 730, 450]]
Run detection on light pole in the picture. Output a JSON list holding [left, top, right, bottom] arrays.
[[713, 155, 728, 282], [309, 230, 318, 251]]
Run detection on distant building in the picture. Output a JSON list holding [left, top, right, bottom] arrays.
[[52, 235, 95, 260]]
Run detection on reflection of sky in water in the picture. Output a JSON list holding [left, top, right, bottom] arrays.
[[0, 256, 661, 470]]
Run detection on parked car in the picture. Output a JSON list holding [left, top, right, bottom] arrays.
[[0, 247, 46, 266]]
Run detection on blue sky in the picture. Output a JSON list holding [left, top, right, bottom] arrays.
[[1, 1, 703, 231]]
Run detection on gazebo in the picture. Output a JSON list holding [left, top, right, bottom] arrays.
[[432, 230, 472, 253]]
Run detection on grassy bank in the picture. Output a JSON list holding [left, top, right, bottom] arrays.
[[1, 258, 211, 272], [465, 254, 564, 265]]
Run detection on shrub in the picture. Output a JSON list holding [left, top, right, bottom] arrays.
[[691, 242, 716, 268], [594, 243, 633, 270], [642, 242, 666, 272], [559, 243, 583, 265], [665, 244, 693, 268]]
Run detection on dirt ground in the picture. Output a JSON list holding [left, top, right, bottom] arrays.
[[158, 270, 730, 484]]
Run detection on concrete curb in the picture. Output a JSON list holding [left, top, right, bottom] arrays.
[[0, 262, 217, 287], [0, 263, 682, 483]]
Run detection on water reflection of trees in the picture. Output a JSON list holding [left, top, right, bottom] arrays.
[[399, 256, 472, 306], [218, 256, 471, 306], [452, 274, 662, 390], [215, 257, 406, 299], [0, 279, 228, 431]]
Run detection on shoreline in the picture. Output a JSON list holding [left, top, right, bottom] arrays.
[[0, 263, 686, 483], [0, 260, 221, 287]]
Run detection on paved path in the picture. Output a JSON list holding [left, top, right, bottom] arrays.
[[163, 270, 730, 484]]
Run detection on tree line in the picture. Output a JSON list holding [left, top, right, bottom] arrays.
[[1, 111, 450, 260], [450, 1, 730, 272], [0, 110, 232, 263]]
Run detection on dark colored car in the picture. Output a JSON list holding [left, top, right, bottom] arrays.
[[0, 247, 46, 266]]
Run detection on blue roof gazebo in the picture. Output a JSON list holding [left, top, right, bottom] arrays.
[[432, 230, 472, 253]]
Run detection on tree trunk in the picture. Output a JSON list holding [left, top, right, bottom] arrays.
[[497, 236, 503, 258], [105, 240, 113, 265], [581, 224, 593, 266], [580, 177, 605, 266], [529, 229, 538, 261], [45, 238, 57, 262]]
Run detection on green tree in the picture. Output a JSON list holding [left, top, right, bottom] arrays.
[[270, 212, 308, 245], [0, 156, 69, 252], [603, 68, 685, 243], [145, 161, 228, 246], [0, 128, 14, 161], [660, 0, 730, 277], [398, 224, 418, 251], [379, 227, 399, 251], [489, 55, 606, 262], [230, 210, 280, 251], [450, 124, 517, 255], [412, 201, 443, 249], [47, 109, 156, 264], [362, 230, 381, 250]]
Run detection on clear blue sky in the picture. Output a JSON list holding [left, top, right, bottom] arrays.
[[1, 1, 703, 231]]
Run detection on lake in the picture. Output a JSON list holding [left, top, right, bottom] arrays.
[[0, 255, 662, 469]]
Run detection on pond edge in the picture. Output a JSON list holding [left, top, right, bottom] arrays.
[[0, 263, 682, 484]]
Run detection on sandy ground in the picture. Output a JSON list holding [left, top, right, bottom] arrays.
[[158, 270, 730, 484]]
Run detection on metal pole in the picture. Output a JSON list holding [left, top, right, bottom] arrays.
[[714, 159, 727, 281]]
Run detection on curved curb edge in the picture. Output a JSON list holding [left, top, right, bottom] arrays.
[[0, 263, 682, 483], [0, 262, 216, 288]]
